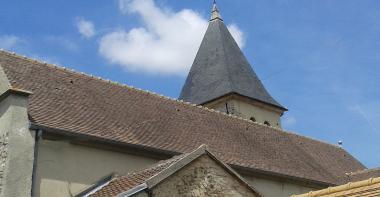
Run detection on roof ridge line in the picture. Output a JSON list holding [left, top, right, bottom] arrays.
[[346, 167, 380, 175], [0, 50, 280, 128], [217, 20, 237, 92], [0, 49, 343, 150], [283, 129, 342, 149]]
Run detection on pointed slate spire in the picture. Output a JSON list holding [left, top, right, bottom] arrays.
[[180, 2, 286, 110], [211, 0, 223, 21]]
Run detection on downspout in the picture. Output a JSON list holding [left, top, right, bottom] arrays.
[[31, 129, 42, 197]]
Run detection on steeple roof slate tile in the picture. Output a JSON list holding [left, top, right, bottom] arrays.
[[180, 6, 285, 110]]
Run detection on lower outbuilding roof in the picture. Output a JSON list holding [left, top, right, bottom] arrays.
[[0, 50, 366, 186], [292, 177, 380, 197], [87, 145, 261, 197], [346, 168, 380, 182]]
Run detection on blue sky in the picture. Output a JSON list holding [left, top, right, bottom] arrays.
[[1, 0, 379, 168]]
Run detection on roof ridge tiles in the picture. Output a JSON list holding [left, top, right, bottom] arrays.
[[0, 49, 345, 150], [282, 130, 342, 149], [347, 167, 380, 176]]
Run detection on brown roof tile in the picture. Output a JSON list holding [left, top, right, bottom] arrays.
[[347, 168, 380, 182], [90, 154, 185, 197], [90, 145, 261, 197], [0, 50, 366, 185]]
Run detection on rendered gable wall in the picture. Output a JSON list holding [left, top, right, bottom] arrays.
[[242, 175, 320, 197], [151, 155, 257, 197], [34, 139, 158, 197]]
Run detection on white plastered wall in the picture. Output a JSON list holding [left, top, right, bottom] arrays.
[[242, 175, 321, 197], [35, 141, 323, 197], [205, 96, 283, 128], [34, 140, 158, 197]]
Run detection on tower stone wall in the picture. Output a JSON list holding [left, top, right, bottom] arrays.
[[204, 94, 283, 128]]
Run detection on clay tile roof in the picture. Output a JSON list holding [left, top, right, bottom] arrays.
[[346, 168, 380, 182], [90, 154, 186, 197], [0, 50, 365, 186], [292, 177, 380, 197], [89, 145, 260, 197]]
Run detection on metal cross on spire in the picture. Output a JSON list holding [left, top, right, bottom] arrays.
[[210, 0, 223, 21]]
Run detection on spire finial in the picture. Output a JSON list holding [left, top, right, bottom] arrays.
[[210, 0, 223, 21]]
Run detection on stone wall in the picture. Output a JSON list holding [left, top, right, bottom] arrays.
[[0, 93, 35, 197], [0, 64, 10, 194], [0, 133, 8, 194], [152, 155, 257, 197]]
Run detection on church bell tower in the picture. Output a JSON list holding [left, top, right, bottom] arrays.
[[180, 1, 287, 128]]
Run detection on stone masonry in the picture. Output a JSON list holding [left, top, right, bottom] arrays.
[[152, 155, 257, 197]]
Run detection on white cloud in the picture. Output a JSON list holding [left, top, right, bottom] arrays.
[[99, 0, 245, 75], [283, 115, 297, 128], [76, 18, 95, 38], [228, 24, 245, 48], [0, 35, 20, 49]]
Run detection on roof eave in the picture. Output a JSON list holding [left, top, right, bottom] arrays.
[[116, 183, 148, 197], [30, 123, 182, 159], [231, 164, 335, 189], [201, 92, 288, 112], [30, 123, 336, 188]]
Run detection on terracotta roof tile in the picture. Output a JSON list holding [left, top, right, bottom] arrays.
[[90, 154, 185, 197], [90, 145, 262, 197], [0, 50, 365, 185], [347, 168, 380, 182]]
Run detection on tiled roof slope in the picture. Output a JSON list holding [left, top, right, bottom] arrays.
[[90, 154, 186, 197], [292, 177, 380, 197], [0, 50, 365, 185], [347, 168, 380, 182], [91, 145, 260, 197], [179, 10, 285, 110]]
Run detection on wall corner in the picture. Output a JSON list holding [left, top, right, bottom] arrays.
[[0, 90, 35, 197]]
